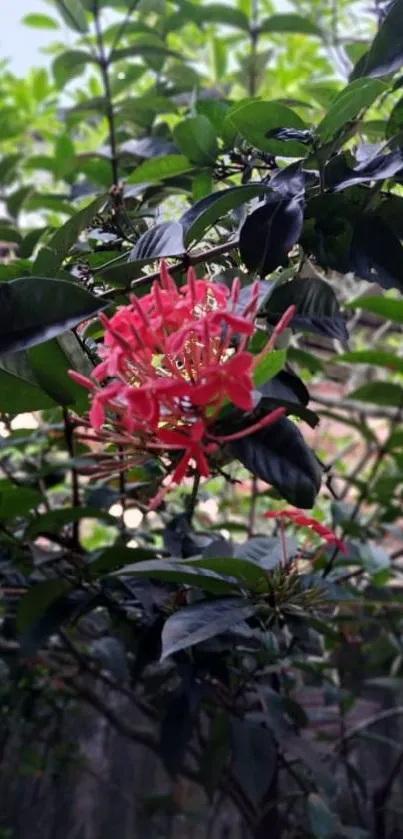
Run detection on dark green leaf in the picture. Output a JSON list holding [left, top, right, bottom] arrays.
[[0, 488, 41, 520], [52, 49, 96, 87], [173, 116, 218, 165], [113, 559, 239, 595], [0, 154, 21, 186], [229, 417, 322, 508], [0, 277, 105, 354], [127, 154, 192, 184], [230, 718, 277, 807], [17, 579, 72, 633], [287, 347, 324, 373], [34, 194, 107, 274], [0, 352, 56, 412], [348, 382, 403, 407], [52, 0, 88, 33], [198, 3, 249, 29], [26, 507, 118, 539], [27, 331, 94, 409], [161, 598, 258, 659], [351, 0, 403, 79], [226, 100, 307, 156], [260, 13, 322, 36], [308, 793, 340, 838], [317, 79, 387, 142], [263, 276, 348, 340], [130, 221, 185, 259], [184, 556, 269, 593], [240, 195, 303, 276], [7, 186, 33, 218], [20, 228, 47, 259], [234, 535, 297, 569], [180, 183, 272, 245], [351, 213, 403, 292]]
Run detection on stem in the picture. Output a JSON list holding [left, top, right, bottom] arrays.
[[248, 475, 258, 538], [186, 472, 200, 523], [248, 0, 259, 97], [99, 237, 240, 297], [94, 1, 119, 187], [63, 408, 80, 549], [110, 0, 140, 53]]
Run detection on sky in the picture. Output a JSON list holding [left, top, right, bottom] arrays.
[[1, 0, 54, 73]]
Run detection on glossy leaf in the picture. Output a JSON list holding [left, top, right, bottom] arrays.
[[180, 183, 272, 245], [253, 349, 286, 388], [229, 417, 322, 508], [0, 277, 105, 354], [330, 147, 403, 191], [263, 276, 348, 340], [350, 213, 403, 292], [0, 488, 41, 520], [34, 194, 107, 274], [173, 116, 218, 165], [113, 559, 239, 595], [351, 0, 403, 79], [53, 0, 88, 33], [184, 556, 269, 593], [226, 100, 308, 156], [317, 79, 387, 142], [130, 221, 185, 260], [198, 3, 249, 29], [240, 195, 303, 276], [161, 598, 258, 659]]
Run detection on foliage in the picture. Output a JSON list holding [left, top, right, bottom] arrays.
[[0, 0, 403, 837]]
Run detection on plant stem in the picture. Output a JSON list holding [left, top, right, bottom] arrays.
[[94, 1, 119, 187], [63, 408, 80, 549], [248, 0, 259, 97]]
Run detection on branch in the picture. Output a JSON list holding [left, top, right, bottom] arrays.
[[100, 238, 240, 298], [94, 2, 119, 186]]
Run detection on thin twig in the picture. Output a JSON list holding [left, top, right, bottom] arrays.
[[94, 1, 119, 186], [62, 408, 80, 549]]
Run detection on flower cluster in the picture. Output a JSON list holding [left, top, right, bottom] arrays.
[[265, 508, 347, 554], [70, 262, 294, 505]]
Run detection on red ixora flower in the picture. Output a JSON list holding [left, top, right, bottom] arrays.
[[265, 509, 347, 554], [69, 262, 295, 506]]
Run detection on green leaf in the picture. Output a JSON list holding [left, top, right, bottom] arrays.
[[334, 350, 403, 374], [54, 135, 76, 178], [27, 332, 94, 409], [20, 228, 47, 259], [260, 14, 322, 36], [173, 116, 218, 165], [52, 49, 95, 88], [184, 556, 269, 593], [253, 349, 286, 388], [308, 793, 340, 838], [346, 295, 403, 324], [26, 507, 119, 540], [0, 353, 56, 412], [226, 100, 307, 156], [127, 154, 193, 184], [287, 347, 324, 373], [351, 0, 403, 79], [0, 488, 41, 520], [161, 598, 258, 659], [180, 183, 271, 245], [348, 382, 403, 407], [112, 559, 239, 595], [0, 153, 21, 186], [317, 78, 387, 142], [17, 579, 72, 633], [23, 13, 59, 29], [110, 45, 178, 64], [198, 3, 249, 29], [7, 186, 33, 219], [0, 277, 105, 354], [33, 194, 107, 274], [0, 226, 22, 245], [52, 0, 88, 33]]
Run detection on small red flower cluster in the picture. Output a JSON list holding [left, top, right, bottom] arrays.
[[70, 262, 294, 504], [265, 509, 347, 554]]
